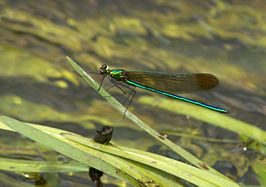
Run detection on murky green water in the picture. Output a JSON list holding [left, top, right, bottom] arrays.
[[0, 0, 265, 186]]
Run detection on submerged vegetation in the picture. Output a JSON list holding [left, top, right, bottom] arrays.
[[0, 0, 265, 186]]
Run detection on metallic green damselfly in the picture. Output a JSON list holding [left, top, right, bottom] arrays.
[[98, 64, 228, 113]]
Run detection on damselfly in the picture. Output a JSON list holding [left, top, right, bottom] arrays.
[[98, 64, 228, 113]]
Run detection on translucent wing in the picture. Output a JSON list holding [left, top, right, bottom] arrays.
[[125, 71, 219, 93]]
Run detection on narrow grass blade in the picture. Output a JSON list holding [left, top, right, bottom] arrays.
[[0, 157, 88, 173]]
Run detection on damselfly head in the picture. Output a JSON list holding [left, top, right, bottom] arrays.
[[99, 64, 108, 75]]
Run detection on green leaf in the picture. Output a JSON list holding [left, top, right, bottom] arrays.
[[0, 157, 88, 173]]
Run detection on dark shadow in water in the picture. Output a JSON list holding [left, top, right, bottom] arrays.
[[0, 75, 97, 112], [4, 0, 180, 21]]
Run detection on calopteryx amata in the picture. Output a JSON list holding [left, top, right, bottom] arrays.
[[98, 64, 228, 113]]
